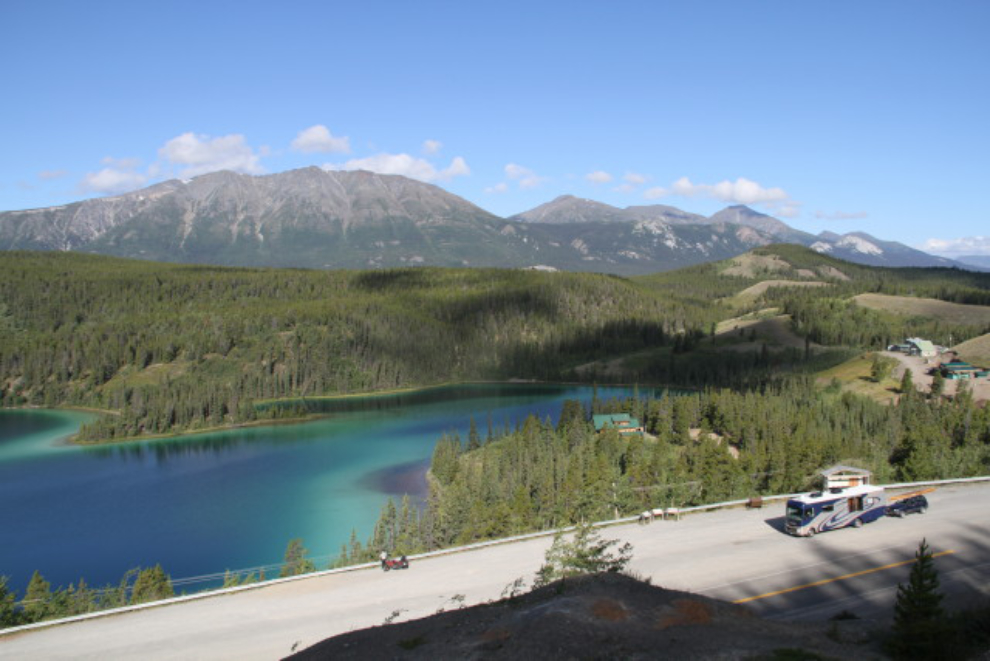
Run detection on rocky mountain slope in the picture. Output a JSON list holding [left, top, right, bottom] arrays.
[[0, 168, 974, 274]]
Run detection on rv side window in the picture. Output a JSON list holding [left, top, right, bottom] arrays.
[[804, 509, 813, 518], [822, 504, 834, 512]]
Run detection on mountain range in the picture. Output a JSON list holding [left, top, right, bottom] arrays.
[[0, 167, 975, 274]]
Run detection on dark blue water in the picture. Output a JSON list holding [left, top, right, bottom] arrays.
[[0, 384, 655, 594]]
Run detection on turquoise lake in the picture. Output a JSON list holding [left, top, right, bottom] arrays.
[[0, 384, 655, 594]]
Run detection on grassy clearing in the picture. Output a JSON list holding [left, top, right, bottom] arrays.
[[713, 312, 816, 351], [720, 253, 797, 278], [853, 293, 990, 325], [105, 362, 191, 389], [816, 352, 900, 403], [724, 280, 828, 311], [954, 332, 990, 367]]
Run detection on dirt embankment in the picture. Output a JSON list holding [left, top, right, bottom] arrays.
[[288, 573, 878, 660]]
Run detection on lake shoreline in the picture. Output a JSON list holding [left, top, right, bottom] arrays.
[[2, 379, 684, 447]]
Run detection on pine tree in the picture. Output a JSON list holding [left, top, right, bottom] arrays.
[[280, 538, 316, 577], [533, 522, 633, 588], [930, 370, 945, 398], [23, 570, 51, 622], [130, 565, 174, 604], [0, 576, 20, 628], [900, 368, 915, 395], [889, 538, 950, 660], [467, 416, 481, 451]]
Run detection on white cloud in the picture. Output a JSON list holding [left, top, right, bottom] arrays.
[[643, 176, 790, 208], [505, 163, 532, 179], [422, 139, 442, 155], [921, 236, 990, 257], [672, 176, 788, 205], [771, 203, 802, 219], [815, 210, 869, 220], [291, 125, 350, 154], [38, 169, 68, 181], [79, 166, 148, 195], [614, 172, 648, 194], [505, 163, 545, 189], [327, 153, 470, 182], [101, 156, 141, 169], [586, 170, 613, 184], [443, 156, 470, 179], [159, 132, 265, 178], [485, 182, 509, 194]]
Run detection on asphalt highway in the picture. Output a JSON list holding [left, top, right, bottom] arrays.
[[3, 482, 988, 660]]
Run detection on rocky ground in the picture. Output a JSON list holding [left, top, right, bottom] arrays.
[[287, 573, 884, 660]]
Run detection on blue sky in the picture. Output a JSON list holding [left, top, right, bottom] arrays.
[[2, 1, 988, 256]]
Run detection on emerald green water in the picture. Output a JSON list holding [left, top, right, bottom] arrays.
[[0, 384, 655, 594]]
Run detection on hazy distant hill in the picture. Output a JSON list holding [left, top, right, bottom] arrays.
[[0, 167, 976, 273]]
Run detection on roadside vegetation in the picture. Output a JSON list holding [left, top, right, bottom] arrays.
[[336, 378, 990, 566], [0, 566, 173, 629]]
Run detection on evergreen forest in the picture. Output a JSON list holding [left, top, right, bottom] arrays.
[[4, 246, 989, 443], [343, 377, 990, 564]]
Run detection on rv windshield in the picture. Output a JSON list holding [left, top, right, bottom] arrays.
[[786, 503, 805, 521]]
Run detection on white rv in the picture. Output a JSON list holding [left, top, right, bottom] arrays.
[[785, 484, 887, 537]]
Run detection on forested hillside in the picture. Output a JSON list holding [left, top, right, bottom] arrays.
[[3, 245, 990, 443], [345, 378, 990, 561], [0, 252, 708, 441]]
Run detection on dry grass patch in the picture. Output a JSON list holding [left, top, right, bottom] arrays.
[[714, 313, 816, 351], [816, 353, 899, 404], [853, 293, 990, 325], [954, 332, 990, 368], [721, 253, 794, 278], [103, 361, 190, 389], [735, 279, 828, 301]]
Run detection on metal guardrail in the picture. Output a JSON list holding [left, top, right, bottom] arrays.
[[4, 474, 989, 637]]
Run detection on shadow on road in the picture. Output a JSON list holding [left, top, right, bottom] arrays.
[[763, 516, 788, 534]]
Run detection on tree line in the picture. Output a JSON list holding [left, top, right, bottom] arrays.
[[4, 248, 989, 442], [336, 377, 990, 564], [0, 566, 173, 629], [0, 252, 706, 441]]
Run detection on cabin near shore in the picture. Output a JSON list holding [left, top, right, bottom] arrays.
[[593, 413, 644, 436]]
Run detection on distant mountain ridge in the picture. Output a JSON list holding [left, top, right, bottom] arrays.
[[0, 168, 977, 274]]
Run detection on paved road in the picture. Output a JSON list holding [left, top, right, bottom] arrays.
[[3, 483, 988, 660]]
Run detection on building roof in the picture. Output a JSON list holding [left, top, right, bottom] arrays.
[[592, 413, 642, 432], [906, 338, 936, 353]]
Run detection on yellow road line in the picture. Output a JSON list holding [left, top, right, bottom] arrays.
[[733, 549, 956, 604]]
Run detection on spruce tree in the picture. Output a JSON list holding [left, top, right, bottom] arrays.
[[23, 570, 51, 623], [533, 522, 633, 588], [900, 368, 915, 395], [280, 538, 316, 577], [130, 565, 174, 604], [930, 370, 945, 398], [889, 538, 950, 660], [0, 576, 20, 628]]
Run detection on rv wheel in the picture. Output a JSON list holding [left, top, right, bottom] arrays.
[[806, 528, 816, 537], [853, 518, 863, 529]]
